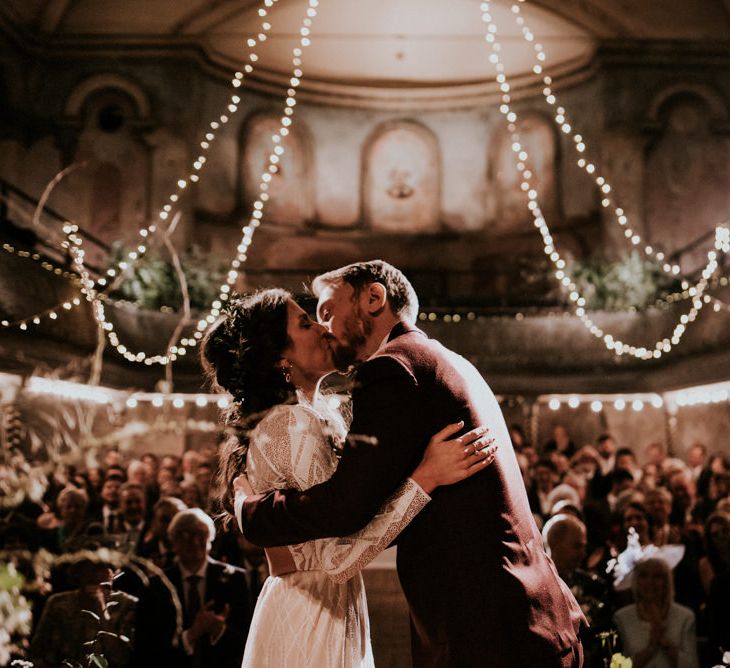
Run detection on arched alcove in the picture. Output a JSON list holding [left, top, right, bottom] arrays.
[[362, 120, 441, 233], [239, 112, 314, 227], [58, 76, 152, 258], [644, 90, 730, 270]]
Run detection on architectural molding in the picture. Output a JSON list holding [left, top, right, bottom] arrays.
[[64, 73, 151, 119]]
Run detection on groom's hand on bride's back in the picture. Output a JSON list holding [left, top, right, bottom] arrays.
[[410, 421, 498, 494]]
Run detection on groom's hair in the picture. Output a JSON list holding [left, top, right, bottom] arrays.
[[312, 260, 419, 324]]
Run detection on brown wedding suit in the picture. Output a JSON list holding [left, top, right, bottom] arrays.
[[240, 323, 586, 667]]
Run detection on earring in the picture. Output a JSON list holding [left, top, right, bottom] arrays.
[[282, 360, 292, 385]]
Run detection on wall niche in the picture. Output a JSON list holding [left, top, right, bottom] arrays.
[[362, 120, 441, 233]]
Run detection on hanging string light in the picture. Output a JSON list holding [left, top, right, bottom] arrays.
[[64, 0, 320, 365], [510, 0, 729, 285], [1, 0, 283, 335], [479, 1, 730, 360], [1, 243, 79, 281], [186, 0, 320, 353], [91, 0, 283, 294], [0, 243, 84, 330]]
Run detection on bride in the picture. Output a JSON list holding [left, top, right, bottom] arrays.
[[200, 288, 495, 667]]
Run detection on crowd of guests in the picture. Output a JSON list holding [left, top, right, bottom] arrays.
[[0, 446, 261, 667], [515, 425, 730, 667], [2, 429, 729, 667]]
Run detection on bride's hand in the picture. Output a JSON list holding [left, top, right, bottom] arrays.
[[411, 421, 497, 494]]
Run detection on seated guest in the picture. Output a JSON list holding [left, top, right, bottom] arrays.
[[696, 451, 729, 499], [139, 496, 188, 570], [527, 458, 559, 522], [182, 449, 203, 484], [684, 443, 706, 483], [668, 472, 697, 529], [37, 486, 94, 554], [134, 508, 252, 668], [195, 462, 214, 509], [117, 483, 148, 554], [644, 442, 667, 473], [617, 501, 654, 551], [644, 488, 681, 546], [29, 558, 137, 668], [94, 473, 125, 534], [614, 558, 699, 668], [584, 468, 635, 554], [543, 513, 588, 584], [543, 424, 576, 458], [544, 514, 612, 667], [180, 480, 205, 509], [615, 447, 640, 482], [694, 471, 730, 523], [596, 434, 617, 477], [663, 471, 705, 615], [698, 511, 730, 596], [570, 445, 602, 489], [141, 453, 160, 484]]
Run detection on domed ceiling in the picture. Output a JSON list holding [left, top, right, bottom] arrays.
[[3, 0, 730, 107]]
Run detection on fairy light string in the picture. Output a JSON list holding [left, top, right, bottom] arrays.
[[479, 0, 730, 360], [0, 0, 282, 335], [4, 0, 729, 364], [508, 0, 729, 287], [93, 0, 283, 294], [60, 0, 320, 365]]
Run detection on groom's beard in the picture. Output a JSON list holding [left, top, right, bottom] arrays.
[[331, 306, 372, 371]]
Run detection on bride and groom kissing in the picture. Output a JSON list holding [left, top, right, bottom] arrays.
[[201, 260, 586, 667]]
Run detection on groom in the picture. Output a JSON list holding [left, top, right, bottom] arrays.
[[237, 260, 585, 667]]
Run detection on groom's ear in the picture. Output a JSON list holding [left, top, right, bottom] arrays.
[[363, 282, 388, 315]]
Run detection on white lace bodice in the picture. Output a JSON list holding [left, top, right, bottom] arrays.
[[245, 398, 429, 583]]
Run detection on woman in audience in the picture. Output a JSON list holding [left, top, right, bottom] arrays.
[[37, 486, 94, 554], [616, 501, 654, 551], [645, 488, 681, 547], [698, 510, 730, 595], [614, 557, 699, 668]]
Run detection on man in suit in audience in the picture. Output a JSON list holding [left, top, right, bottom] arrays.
[[135, 508, 252, 668], [117, 482, 148, 554]]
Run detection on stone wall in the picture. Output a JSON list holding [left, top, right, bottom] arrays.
[[1, 41, 729, 304]]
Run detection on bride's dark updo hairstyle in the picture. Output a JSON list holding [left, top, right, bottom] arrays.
[[200, 288, 296, 520]]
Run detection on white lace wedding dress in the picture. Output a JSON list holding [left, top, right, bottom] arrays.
[[240, 396, 430, 667]]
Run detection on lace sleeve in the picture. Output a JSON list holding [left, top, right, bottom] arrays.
[[246, 404, 337, 494], [288, 477, 430, 584]]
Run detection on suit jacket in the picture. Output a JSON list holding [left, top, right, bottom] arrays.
[[134, 558, 252, 668], [241, 323, 585, 667], [30, 589, 137, 667]]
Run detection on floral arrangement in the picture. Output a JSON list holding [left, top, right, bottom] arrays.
[[567, 251, 680, 311], [596, 629, 633, 668]]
